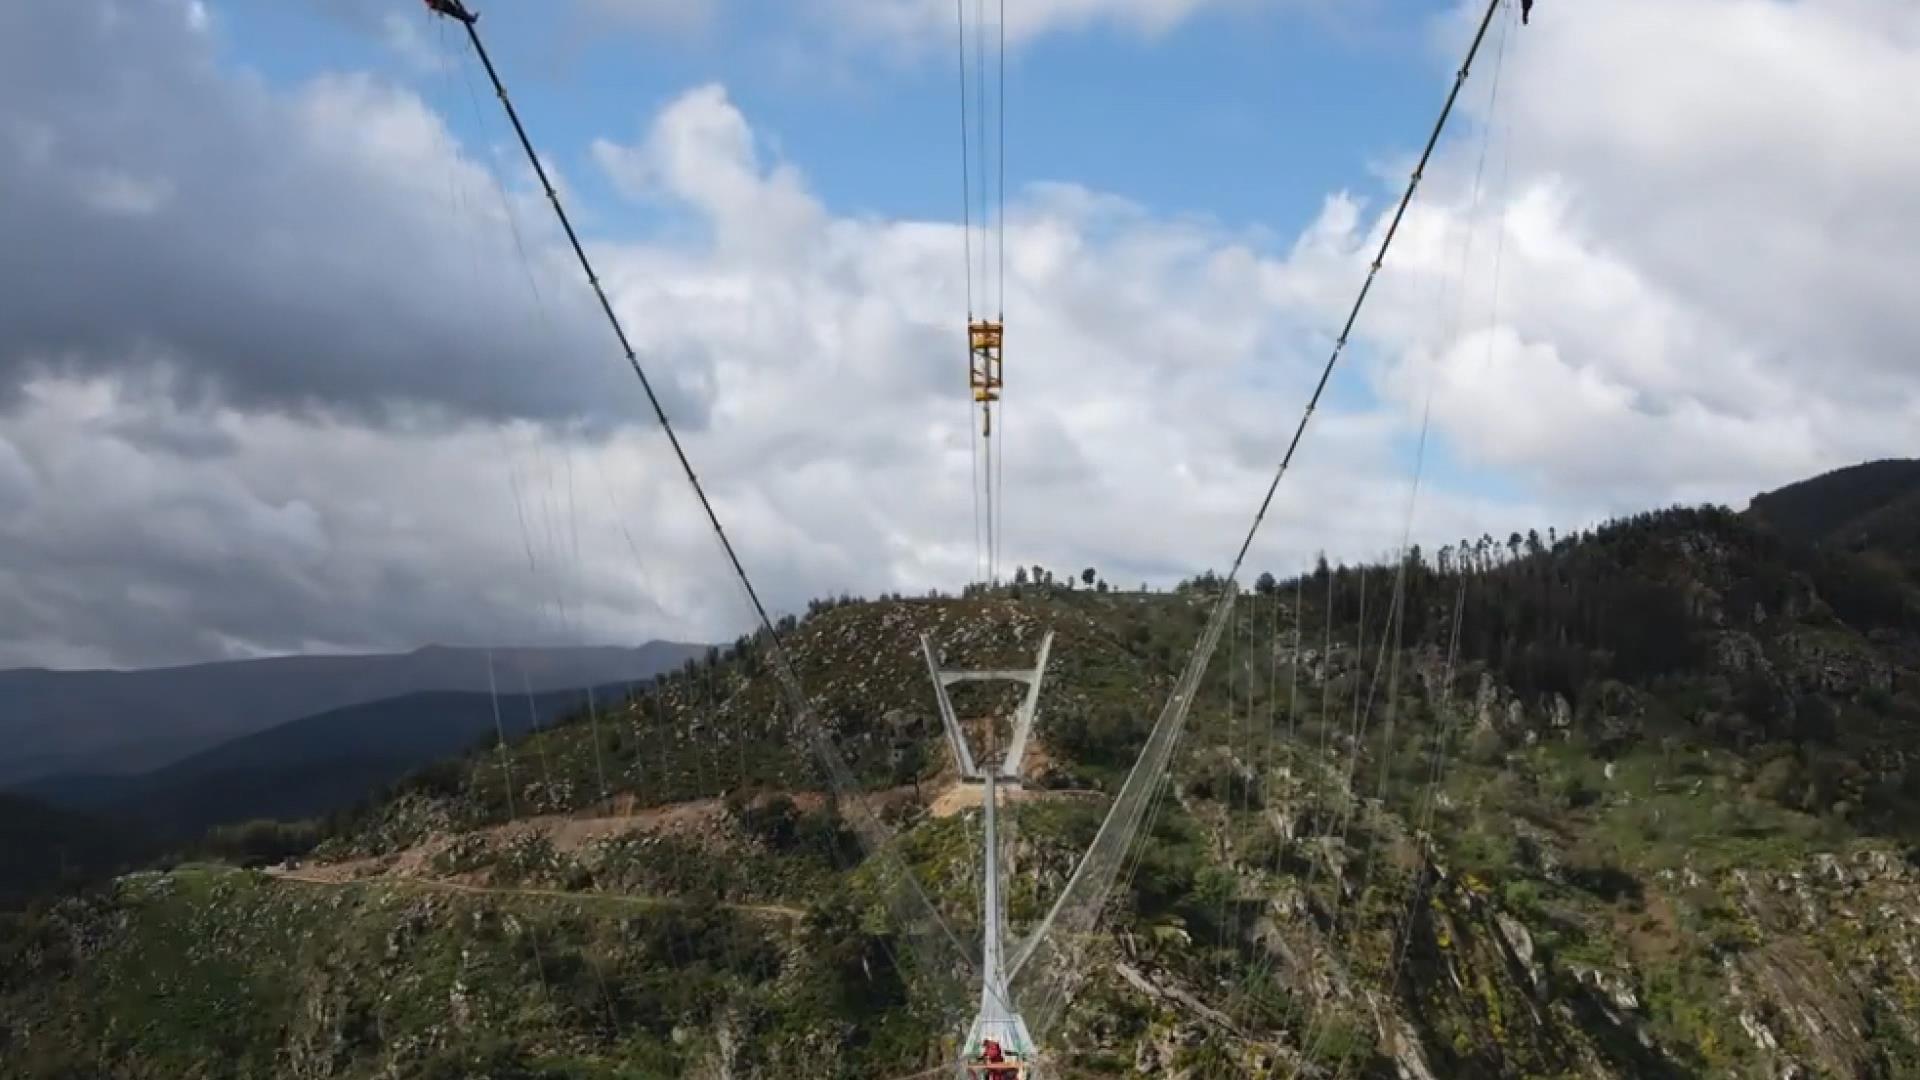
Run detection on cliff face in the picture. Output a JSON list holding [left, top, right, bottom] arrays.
[[5, 468, 1920, 1079]]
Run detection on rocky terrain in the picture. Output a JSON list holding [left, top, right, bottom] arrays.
[[4, 463, 1919, 1078]]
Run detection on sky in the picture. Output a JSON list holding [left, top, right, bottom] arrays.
[[1, 0, 1916, 670]]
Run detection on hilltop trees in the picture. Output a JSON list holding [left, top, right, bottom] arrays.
[[1176, 570, 1225, 595]]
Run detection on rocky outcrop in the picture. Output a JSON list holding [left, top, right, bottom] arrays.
[[1777, 630, 1894, 697]]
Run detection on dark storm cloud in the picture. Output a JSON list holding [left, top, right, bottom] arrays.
[[0, 0, 708, 431], [0, 383, 689, 670]]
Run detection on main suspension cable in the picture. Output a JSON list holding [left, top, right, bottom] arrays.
[[445, 20, 767, 646], [1223, 0, 1507, 584], [1300, 9, 1517, 1069], [428, 3, 975, 981], [1009, 2, 1508, 1036], [993, 0, 1007, 583]]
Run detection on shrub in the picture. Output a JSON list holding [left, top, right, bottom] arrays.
[[202, 819, 321, 868]]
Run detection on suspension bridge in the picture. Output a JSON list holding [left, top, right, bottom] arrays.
[[423, 0, 1528, 1073]]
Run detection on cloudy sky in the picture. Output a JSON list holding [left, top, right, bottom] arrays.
[[2, 0, 1914, 670]]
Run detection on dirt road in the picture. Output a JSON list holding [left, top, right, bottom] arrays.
[[267, 866, 806, 920]]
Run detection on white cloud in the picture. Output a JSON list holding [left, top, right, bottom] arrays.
[[380, 11, 453, 73], [0, 373, 697, 668], [4, 0, 1915, 670], [0, 1, 654, 427], [1293, 0, 1920, 509], [1493, 0, 1920, 385], [0, 54, 1527, 666], [590, 84, 824, 259]]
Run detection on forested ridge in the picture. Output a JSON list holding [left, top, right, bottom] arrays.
[[5, 463, 1920, 1077]]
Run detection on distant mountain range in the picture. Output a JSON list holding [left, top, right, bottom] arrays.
[[12, 683, 632, 840], [0, 642, 707, 787]]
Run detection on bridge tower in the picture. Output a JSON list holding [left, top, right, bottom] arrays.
[[921, 631, 1053, 1072]]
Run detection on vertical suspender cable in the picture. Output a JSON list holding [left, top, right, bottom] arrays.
[[956, 0, 983, 583], [974, 0, 989, 289], [994, 0, 1007, 585], [974, 0, 994, 582], [997, 0, 1006, 322], [955, 0, 975, 322]]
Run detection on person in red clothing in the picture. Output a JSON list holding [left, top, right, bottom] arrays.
[[976, 1039, 1018, 1080]]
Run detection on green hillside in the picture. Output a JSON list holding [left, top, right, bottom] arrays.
[[8, 477, 1920, 1077]]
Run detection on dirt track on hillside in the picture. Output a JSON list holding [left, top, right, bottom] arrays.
[[266, 866, 806, 920], [267, 779, 1099, 919]]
